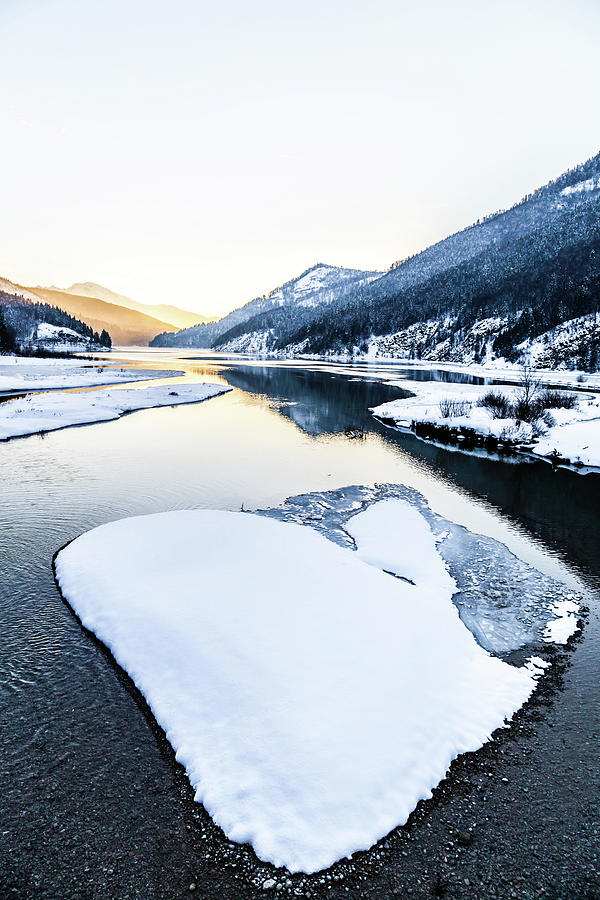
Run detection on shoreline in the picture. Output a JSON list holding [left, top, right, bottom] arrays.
[[374, 415, 600, 476], [0, 382, 231, 441]]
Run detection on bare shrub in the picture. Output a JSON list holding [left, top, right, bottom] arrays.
[[439, 397, 472, 418], [513, 365, 544, 423], [478, 390, 512, 419], [539, 389, 577, 410]]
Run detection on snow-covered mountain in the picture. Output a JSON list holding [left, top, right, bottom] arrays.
[[266, 264, 381, 308], [151, 264, 382, 349], [160, 150, 600, 371]]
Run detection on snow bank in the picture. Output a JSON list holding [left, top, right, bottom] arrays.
[[0, 355, 184, 392], [0, 382, 230, 440], [371, 380, 600, 470], [56, 505, 536, 873]]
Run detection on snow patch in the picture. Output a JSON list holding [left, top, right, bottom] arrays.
[[0, 382, 230, 440], [0, 356, 184, 393], [543, 597, 580, 644], [560, 176, 600, 196], [36, 321, 84, 340], [56, 505, 536, 873]]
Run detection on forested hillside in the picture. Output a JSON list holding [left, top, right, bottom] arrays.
[[153, 151, 600, 370], [0, 291, 111, 354]]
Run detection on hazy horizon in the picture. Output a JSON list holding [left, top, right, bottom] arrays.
[[1, 0, 599, 317]]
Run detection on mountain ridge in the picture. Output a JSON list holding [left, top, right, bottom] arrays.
[[0, 283, 110, 353], [61, 282, 213, 329], [150, 263, 382, 349], [28, 286, 178, 347], [152, 150, 600, 370]]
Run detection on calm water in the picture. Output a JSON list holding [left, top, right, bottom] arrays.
[[1, 350, 599, 895]]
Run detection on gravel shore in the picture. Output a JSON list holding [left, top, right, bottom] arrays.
[[3, 596, 597, 900]]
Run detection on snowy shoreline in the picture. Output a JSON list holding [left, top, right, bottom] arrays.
[[0, 382, 231, 441], [370, 377, 600, 472], [0, 353, 184, 393], [206, 347, 600, 391]]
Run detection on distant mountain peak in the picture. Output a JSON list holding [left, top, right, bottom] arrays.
[[54, 282, 213, 332]]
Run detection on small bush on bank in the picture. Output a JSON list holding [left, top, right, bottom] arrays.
[[478, 381, 577, 425], [512, 396, 541, 423], [439, 397, 472, 418], [478, 390, 513, 418], [539, 389, 577, 410]]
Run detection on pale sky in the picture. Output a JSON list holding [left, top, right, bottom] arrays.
[[1, 0, 598, 316]]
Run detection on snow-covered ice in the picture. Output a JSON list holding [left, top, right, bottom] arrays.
[[0, 382, 230, 440], [346, 498, 454, 593], [260, 485, 582, 654], [55, 497, 565, 873], [0, 354, 184, 392], [543, 597, 581, 644]]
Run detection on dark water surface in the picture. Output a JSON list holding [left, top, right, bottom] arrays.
[[1, 351, 599, 898]]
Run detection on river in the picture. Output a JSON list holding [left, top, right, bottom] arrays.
[[1, 350, 598, 899]]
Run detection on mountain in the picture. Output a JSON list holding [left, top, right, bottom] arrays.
[[153, 151, 600, 371], [150, 264, 382, 349], [0, 280, 110, 353], [63, 282, 212, 329], [28, 286, 179, 347]]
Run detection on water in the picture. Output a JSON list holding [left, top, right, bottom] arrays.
[[1, 350, 599, 896]]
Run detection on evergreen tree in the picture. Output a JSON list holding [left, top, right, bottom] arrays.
[[0, 307, 16, 353]]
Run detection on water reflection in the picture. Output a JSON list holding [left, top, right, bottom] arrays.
[[220, 365, 412, 435], [381, 367, 490, 385], [214, 360, 600, 584]]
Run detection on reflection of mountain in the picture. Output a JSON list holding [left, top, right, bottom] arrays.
[[220, 365, 410, 436]]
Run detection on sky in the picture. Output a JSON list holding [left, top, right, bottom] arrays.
[[0, 0, 599, 317]]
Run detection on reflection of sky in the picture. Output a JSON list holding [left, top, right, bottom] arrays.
[[1, 0, 599, 313]]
